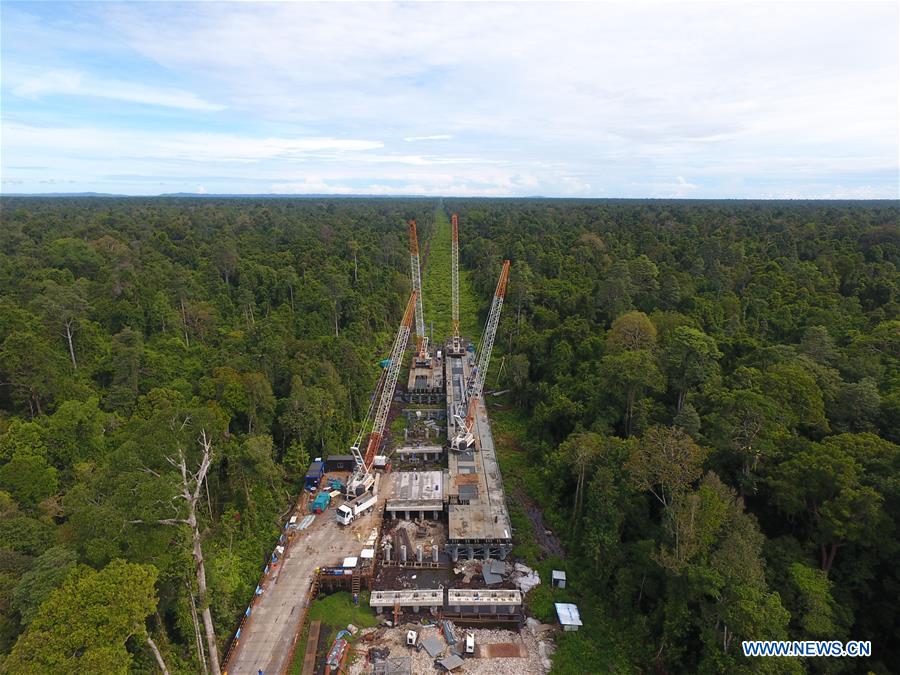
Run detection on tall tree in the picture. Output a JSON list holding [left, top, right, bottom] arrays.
[[6, 559, 159, 674], [665, 326, 721, 411]]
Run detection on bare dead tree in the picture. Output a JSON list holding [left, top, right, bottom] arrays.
[[132, 431, 221, 675], [187, 580, 209, 675], [146, 636, 170, 675], [63, 316, 78, 369]]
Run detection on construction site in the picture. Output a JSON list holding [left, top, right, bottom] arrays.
[[223, 213, 564, 675]]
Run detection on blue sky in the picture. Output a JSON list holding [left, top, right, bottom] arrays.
[[1, 1, 898, 198]]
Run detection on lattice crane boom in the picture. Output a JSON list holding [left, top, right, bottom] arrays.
[[348, 292, 416, 495], [453, 260, 510, 450], [408, 220, 427, 356], [451, 214, 460, 350]]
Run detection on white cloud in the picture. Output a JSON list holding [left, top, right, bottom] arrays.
[[403, 135, 453, 142], [1, 2, 897, 196], [1, 122, 383, 164], [11, 68, 225, 111]]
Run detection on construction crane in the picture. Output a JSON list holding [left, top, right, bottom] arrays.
[[450, 214, 462, 355], [408, 220, 428, 360], [347, 292, 417, 496], [452, 260, 510, 451]]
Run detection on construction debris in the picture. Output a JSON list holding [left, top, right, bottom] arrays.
[[437, 654, 465, 671], [442, 619, 457, 645], [421, 634, 445, 658], [346, 624, 553, 675], [512, 563, 541, 593]]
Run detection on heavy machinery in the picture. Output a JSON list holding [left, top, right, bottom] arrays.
[[452, 260, 510, 451], [346, 292, 416, 496], [449, 214, 464, 356], [335, 492, 377, 524], [408, 220, 428, 362]]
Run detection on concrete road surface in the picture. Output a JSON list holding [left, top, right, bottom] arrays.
[[225, 480, 390, 674]]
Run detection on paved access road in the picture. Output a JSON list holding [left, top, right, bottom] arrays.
[[225, 479, 391, 675]]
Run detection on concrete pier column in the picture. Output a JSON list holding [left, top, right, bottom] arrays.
[[400, 545, 407, 563], [385, 542, 392, 562], [483, 547, 490, 561], [405, 510, 410, 520], [420, 510, 425, 520], [451, 545, 459, 563], [432, 546, 439, 563], [467, 546, 474, 561], [416, 545, 423, 563]]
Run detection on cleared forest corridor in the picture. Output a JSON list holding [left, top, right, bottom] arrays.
[[421, 208, 480, 342]]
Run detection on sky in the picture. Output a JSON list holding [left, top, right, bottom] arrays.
[[1, 1, 898, 198]]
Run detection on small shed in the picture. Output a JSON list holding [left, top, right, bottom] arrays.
[[551, 570, 566, 589], [342, 556, 358, 569], [555, 603, 582, 632], [325, 454, 355, 472]]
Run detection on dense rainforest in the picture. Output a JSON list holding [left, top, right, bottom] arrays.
[[447, 198, 900, 674], [0, 197, 429, 672], [0, 196, 897, 674]]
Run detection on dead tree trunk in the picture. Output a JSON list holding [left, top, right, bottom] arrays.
[[64, 318, 78, 369], [180, 298, 190, 348], [187, 581, 209, 675], [146, 636, 170, 675], [132, 431, 221, 675]]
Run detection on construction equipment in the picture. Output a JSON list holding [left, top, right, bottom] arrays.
[[347, 292, 417, 496], [335, 492, 377, 525], [304, 460, 325, 491], [452, 261, 510, 451], [408, 220, 428, 361], [449, 214, 463, 355], [311, 491, 332, 513]]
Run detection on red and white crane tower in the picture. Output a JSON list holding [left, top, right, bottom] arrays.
[[408, 219, 428, 360], [453, 260, 511, 450], [347, 292, 417, 496]]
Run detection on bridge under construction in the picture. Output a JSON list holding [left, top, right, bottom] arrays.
[[224, 210, 513, 674]]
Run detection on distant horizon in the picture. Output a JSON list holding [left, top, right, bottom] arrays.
[[2, 2, 897, 199], [2, 191, 899, 202]]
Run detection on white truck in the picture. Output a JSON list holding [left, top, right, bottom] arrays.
[[336, 492, 377, 525]]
